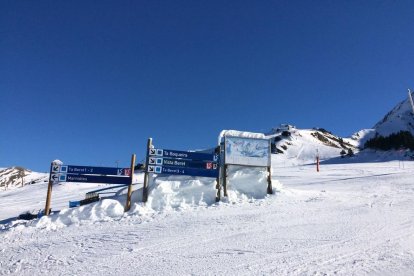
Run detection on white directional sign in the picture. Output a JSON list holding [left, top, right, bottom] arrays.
[[149, 148, 163, 156], [148, 157, 163, 165], [148, 166, 162, 173]]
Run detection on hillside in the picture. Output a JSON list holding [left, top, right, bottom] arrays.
[[374, 90, 414, 137], [0, 167, 48, 191], [267, 126, 357, 166], [351, 91, 414, 148]]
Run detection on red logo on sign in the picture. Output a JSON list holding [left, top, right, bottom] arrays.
[[206, 162, 212, 169], [124, 169, 131, 176]]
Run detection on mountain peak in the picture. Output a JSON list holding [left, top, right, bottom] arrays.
[[373, 90, 414, 137]]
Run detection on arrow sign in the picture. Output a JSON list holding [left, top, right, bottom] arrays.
[[65, 165, 131, 176], [149, 157, 163, 165], [65, 174, 130, 185], [51, 174, 59, 181], [161, 158, 218, 169], [150, 149, 218, 161], [159, 166, 219, 177], [51, 166, 60, 173], [149, 149, 163, 156]]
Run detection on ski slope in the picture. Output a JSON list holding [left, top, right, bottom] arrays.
[[1, 160, 414, 275]]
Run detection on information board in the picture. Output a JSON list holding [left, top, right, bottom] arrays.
[[224, 136, 270, 167]]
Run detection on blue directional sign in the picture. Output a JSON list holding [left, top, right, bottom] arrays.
[[149, 157, 217, 170], [62, 165, 131, 176], [65, 174, 131, 185], [149, 149, 218, 162], [157, 166, 219, 177]]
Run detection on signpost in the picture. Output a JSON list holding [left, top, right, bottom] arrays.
[[44, 155, 136, 216], [143, 138, 220, 202]]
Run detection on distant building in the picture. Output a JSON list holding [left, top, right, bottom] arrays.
[[274, 124, 296, 132]]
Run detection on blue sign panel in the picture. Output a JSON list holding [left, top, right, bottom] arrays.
[[149, 149, 218, 162], [63, 165, 131, 176], [65, 174, 131, 185], [159, 166, 219, 177], [148, 157, 218, 169], [163, 158, 218, 169]]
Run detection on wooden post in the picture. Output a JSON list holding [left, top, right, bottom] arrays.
[[267, 166, 273, 194], [215, 176, 221, 202], [143, 138, 152, 203], [215, 146, 221, 202], [223, 164, 228, 197], [316, 156, 320, 172], [222, 139, 228, 197], [44, 162, 54, 216], [124, 154, 136, 212]]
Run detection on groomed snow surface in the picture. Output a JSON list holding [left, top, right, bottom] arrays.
[[1, 161, 414, 275]]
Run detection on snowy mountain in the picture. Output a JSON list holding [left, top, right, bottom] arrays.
[[267, 126, 357, 166], [351, 91, 414, 148], [374, 90, 414, 136], [0, 167, 48, 190]]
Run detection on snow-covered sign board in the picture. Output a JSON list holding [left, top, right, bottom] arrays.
[[224, 136, 271, 167]]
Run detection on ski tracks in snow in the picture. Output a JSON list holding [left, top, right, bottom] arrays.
[[1, 162, 414, 275]]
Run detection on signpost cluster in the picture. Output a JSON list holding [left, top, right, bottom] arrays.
[[44, 154, 136, 215], [143, 138, 220, 202], [43, 135, 274, 217]]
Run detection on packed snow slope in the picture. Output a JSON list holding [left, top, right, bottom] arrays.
[[1, 160, 414, 275]]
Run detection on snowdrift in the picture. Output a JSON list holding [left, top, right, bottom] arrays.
[[35, 199, 124, 230], [9, 166, 281, 230]]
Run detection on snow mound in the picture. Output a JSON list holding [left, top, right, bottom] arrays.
[[12, 166, 280, 230], [144, 177, 217, 211], [35, 199, 124, 230], [131, 167, 280, 215], [218, 130, 266, 144], [226, 166, 270, 201]]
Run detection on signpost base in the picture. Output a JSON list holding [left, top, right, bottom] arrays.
[[267, 166, 273, 194]]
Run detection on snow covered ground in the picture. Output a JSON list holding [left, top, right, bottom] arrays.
[[1, 160, 414, 275]]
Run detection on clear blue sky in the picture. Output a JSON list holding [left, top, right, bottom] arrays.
[[1, 1, 414, 171]]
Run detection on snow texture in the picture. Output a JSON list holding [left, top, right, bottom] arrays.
[[1, 159, 414, 275]]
